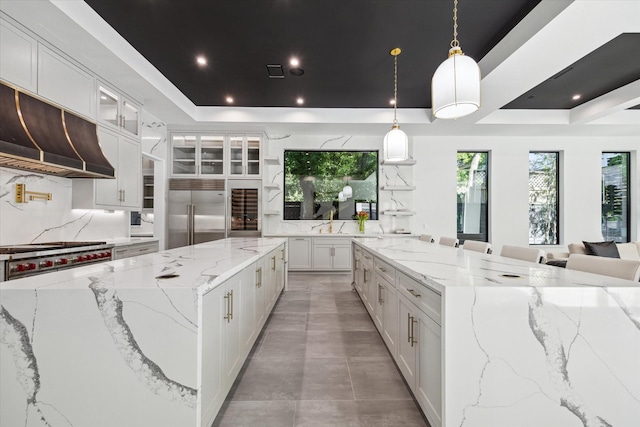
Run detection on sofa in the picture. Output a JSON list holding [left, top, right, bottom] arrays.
[[547, 241, 640, 261]]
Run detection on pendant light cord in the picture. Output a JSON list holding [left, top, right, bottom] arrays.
[[450, 0, 459, 48], [393, 53, 398, 125]]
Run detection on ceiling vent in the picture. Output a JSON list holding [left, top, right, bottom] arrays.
[[266, 64, 285, 79], [550, 67, 573, 80]]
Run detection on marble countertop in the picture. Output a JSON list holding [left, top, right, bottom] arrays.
[[264, 233, 415, 238], [355, 237, 639, 292], [0, 237, 286, 292], [106, 237, 159, 246]]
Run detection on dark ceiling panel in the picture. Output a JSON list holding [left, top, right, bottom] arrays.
[[503, 33, 640, 109], [85, 0, 539, 108]]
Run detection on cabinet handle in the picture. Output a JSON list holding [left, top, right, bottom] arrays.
[[407, 289, 421, 298], [378, 284, 384, 304], [379, 267, 387, 272], [411, 315, 418, 347], [122, 189, 125, 202], [272, 256, 276, 271], [408, 313, 418, 347], [407, 313, 412, 343], [280, 249, 285, 261], [294, 238, 306, 241], [257, 267, 262, 288], [224, 292, 231, 322], [229, 289, 233, 320], [364, 269, 368, 284]]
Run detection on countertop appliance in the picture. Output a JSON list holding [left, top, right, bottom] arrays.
[[0, 241, 114, 281], [168, 179, 226, 249], [228, 179, 262, 237]]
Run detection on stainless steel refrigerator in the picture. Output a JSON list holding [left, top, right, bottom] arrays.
[[168, 179, 226, 249]]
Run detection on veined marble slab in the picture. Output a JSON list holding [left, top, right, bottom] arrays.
[[355, 238, 640, 427], [0, 237, 286, 427]]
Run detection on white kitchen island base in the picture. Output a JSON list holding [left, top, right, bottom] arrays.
[[0, 238, 286, 427], [353, 238, 640, 427]]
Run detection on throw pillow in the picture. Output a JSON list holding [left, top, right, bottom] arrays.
[[616, 243, 640, 261], [582, 241, 620, 258]]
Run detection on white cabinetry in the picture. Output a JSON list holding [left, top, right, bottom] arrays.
[[112, 240, 159, 260], [361, 250, 375, 315], [288, 237, 312, 270], [221, 274, 242, 389], [397, 293, 419, 389], [200, 285, 225, 427], [253, 264, 266, 331], [228, 134, 261, 177], [0, 18, 37, 92], [98, 83, 140, 137], [312, 238, 352, 270], [170, 133, 225, 176], [72, 127, 141, 210], [38, 45, 96, 118]]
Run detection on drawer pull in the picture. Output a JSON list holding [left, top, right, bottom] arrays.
[[379, 267, 387, 272], [407, 289, 421, 298]]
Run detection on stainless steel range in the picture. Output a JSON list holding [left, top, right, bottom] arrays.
[[0, 241, 114, 281]]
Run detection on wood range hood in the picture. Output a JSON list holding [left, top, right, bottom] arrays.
[[0, 80, 115, 179]]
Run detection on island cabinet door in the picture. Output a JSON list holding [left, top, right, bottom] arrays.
[[381, 279, 398, 357], [265, 249, 278, 311], [222, 276, 243, 390], [254, 264, 266, 329], [240, 262, 257, 356], [276, 246, 286, 293], [364, 265, 378, 317], [288, 237, 312, 269], [373, 275, 385, 331], [200, 286, 225, 427], [416, 311, 442, 427], [397, 293, 418, 392]]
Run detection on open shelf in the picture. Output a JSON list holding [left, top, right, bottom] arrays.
[[381, 159, 416, 166], [383, 210, 415, 216], [380, 186, 415, 191], [264, 156, 281, 165]]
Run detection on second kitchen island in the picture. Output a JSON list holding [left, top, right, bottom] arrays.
[[0, 237, 287, 427], [353, 237, 640, 427]]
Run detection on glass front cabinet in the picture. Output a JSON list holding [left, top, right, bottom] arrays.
[[171, 133, 261, 177], [98, 84, 140, 137], [171, 133, 225, 176], [228, 134, 261, 177]]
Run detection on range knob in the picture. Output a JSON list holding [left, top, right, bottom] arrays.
[[27, 263, 36, 270], [76, 255, 84, 262], [16, 264, 26, 272], [101, 252, 110, 258], [60, 258, 69, 265], [84, 255, 92, 261], [92, 253, 99, 259], [40, 260, 54, 268]]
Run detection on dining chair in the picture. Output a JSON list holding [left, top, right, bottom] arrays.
[[500, 245, 546, 263], [566, 254, 640, 281], [463, 240, 492, 254], [438, 236, 459, 248], [419, 234, 435, 243]]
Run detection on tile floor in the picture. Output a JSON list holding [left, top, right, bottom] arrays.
[[212, 272, 430, 427]]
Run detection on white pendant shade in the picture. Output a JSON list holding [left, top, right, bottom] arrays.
[[432, 48, 481, 119], [342, 185, 353, 199], [338, 191, 346, 202], [383, 126, 409, 161]]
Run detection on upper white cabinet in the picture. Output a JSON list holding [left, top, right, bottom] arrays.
[[98, 83, 140, 137], [0, 18, 38, 92], [72, 127, 141, 210], [171, 133, 225, 176], [228, 134, 261, 177], [38, 45, 95, 118]]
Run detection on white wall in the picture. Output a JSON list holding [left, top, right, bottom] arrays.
[[413, 135, 639, 252]]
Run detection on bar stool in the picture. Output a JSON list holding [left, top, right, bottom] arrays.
[[463, 240, 492, 254], [500, 245, 546, 263], [438, 236, 459, 248], [419, 234, 435, 243]]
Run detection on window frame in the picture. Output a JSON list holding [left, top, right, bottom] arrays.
[[601, 152, 631, 243], [456, 151, 489, 244], [528, 151, 560, 245]]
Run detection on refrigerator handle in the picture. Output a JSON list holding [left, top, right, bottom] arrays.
[[187, 204, 194, 246]]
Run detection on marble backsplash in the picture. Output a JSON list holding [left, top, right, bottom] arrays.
[[263, 134, 415, 235], [0, 168, 128, 245]]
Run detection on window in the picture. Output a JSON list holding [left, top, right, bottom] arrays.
[[284, 150, 378, 220], [457, 152, 488, 243], [529, 152, 559, 245], [602, 152, 630, 243]]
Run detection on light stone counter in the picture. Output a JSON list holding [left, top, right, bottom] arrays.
[[0, 237, 287, 427], [354, 238, 640, 427]]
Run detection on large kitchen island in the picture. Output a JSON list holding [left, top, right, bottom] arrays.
[[352, 237, 640, 427], [0, 237, 287, 427]]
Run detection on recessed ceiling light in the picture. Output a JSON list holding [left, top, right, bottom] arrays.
[[572, 94, 581, 100], [196, 56, 207, 66], [296, 97, 304, 105], [226, 96, 234, 104], [290, 57, 300, 67]]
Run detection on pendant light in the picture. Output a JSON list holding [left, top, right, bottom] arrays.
[[342, 179, 353, 199], [431, 0, 481, 119], [338, 191, 346, 202], [383, 48, 409, 162]]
